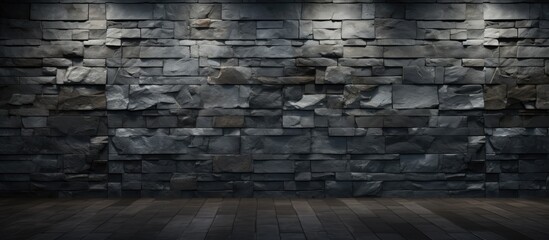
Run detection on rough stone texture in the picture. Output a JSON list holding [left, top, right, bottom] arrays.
[[0, 1, 548, 198], [393, 85, 439, 109]]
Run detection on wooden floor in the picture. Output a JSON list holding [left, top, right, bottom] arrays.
[[1, 198, 548, 240]]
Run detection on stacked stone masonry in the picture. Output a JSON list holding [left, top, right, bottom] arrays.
[[0, 0, 549, 197]]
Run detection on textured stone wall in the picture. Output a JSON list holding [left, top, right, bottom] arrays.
[[1, 1, 548, 197]]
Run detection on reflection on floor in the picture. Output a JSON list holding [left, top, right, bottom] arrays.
[[1, 198, 548, 240]]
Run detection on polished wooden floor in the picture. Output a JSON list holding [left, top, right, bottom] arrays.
[[0, 198, 548, 240]]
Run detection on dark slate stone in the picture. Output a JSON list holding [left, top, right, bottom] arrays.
[[386, 136, 434, 154], [254, 160, 294, 173], [112, 136, 195, 154], [213, 155, 252, 173], [347, 136, 385, 154], [400, 154, 439, 173], [353, 181, 382, 196], [312, 136, 346, 154], [241, 136, 310, 154], [403, 66, 435, 84], [0, 137, 90, 155], [326, 181, 352, 197], [439, 85, 484, 110], [170, 174, 197, 190], [48, 116, 99, 135]]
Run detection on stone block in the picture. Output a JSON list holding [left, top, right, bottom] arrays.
[[342, 21, 375, 39], [517, 46, 549, 58], [343, 46, 383, 58], [285, 94, 325, 110], [347, 136, 385, 154], [444, 66, 484, 84], [213, 155, 252, 173], [254, 160, 294, 173], [170, 174, 197, 190], [48, 116, 99, 135], [140, 46, 190, 58], [406, 4, 466, 20], [199, 45, 234, 58], [375, 19, 416, 39], [312, 136, 346, 154], [58, 86, 106, 110], [191, 4, 221, 19], [353, 181, 382, 196], [208, 67, 253, 84], [31, 4, 88, 20], [536, 85, 549, 109], [222, 4, 301, 20], [112, 136, 193, 154], [393, 85, 438, 109], [106, 85, 129, 110], [213, 116, 244, 128], [191, 21, 255, 40], [325, 67, 353, 84], [283, 111, 314, 128], [165, 4, 191, 20], [64, 67, 106, 85], [302, 4, 361, 20], [439, 85, 484, 110], [163, 59, 199, 76], [484, 4, 530, 20], [400, 154, 439, 173], [403, 66, 435, 84], [344, 85, 392, 109], [106, 4, 154, 20], [242, 136, 310, 154]]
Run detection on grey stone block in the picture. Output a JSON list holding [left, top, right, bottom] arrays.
[[439, 85, 484, 110], [191, 21, 255, 40], [64, 67, 107, 85], [191, 4, 221, 19], [140, 46, 190, 58], [536, 85, 549, 109], [106, 85, 129, 110], [58, 86, 106, 110], [393, 85, 439, 109], [106, 4, 154, 20], [403, 66, 435, 84], [302, 4, 361, 20], [406, 4, 466, 20], [222, 4, 301, 20], [163, 59, 199, 76], [375, 19, 416, 39], [31, 4, 88, 20], [444, 66, 484, 84], [342, 21, 375, 39], [344, 85, 392, 109], [484, 4, 530, 20]]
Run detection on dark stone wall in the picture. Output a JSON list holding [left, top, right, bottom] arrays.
[[0, 0, 548, 197]]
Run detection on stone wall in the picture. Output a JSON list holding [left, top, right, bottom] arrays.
[[1, 0, 548, 197]]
